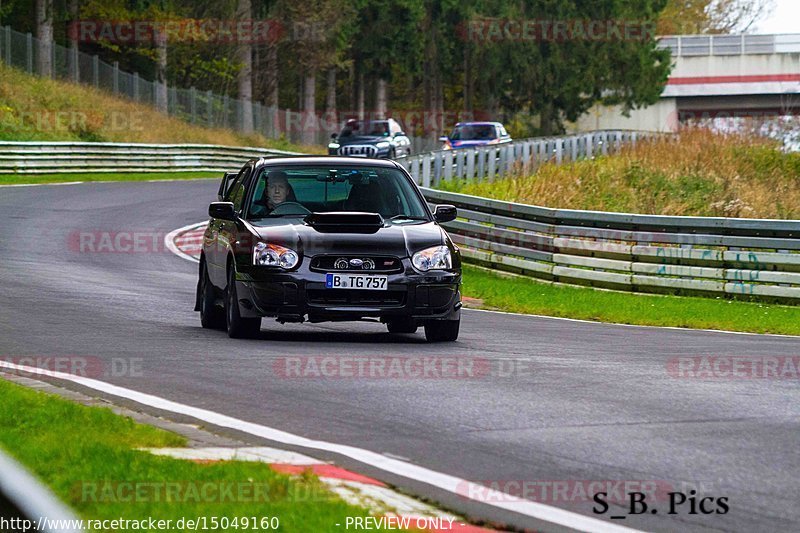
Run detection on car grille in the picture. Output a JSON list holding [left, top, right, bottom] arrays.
[[339, 145, 378, 157], [310, 255, 403, 273], [307, 289, 406, 307]]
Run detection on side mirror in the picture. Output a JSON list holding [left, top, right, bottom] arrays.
[[433, 204, 457, 223], [331, 132, 338, 140], [209, 202, 236, 221], [395, 131, 406, 138], [438, 136, 448, 142]]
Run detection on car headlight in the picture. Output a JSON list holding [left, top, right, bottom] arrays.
[[253, 242, 299, 269], [328, 142, 340, 149], [412, 245, 452, 272], [376, 141, 391, 149]]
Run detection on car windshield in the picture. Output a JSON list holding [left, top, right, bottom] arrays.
[[247, 166, 430, 222], [340, 120, 390, 137], [450, 124, 497, 141]]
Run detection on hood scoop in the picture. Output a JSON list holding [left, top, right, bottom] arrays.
[[305, 212, 384, 234]]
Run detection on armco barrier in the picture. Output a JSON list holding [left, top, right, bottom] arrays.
[[9, 137, 797, 302], [421, 188, 800, 302], [399, 130, 646, 186], [0, 130, 641, 175], [0, 141, 300, 173]]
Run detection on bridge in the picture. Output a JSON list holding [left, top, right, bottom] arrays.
[[574, 33, 800, 132]]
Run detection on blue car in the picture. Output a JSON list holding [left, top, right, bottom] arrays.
[[439, 122, 512, 150]]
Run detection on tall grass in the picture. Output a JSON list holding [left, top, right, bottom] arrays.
[[0, 63, 321, 153], [442, 129, 800, 219]]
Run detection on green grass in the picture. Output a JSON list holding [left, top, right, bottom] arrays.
[[462, 265, 800, 335], [0, 62, 320, 153], [0, 172, 219, 185], [0, 379, 391, 531]]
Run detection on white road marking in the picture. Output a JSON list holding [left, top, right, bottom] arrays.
[[164, 222, 207, 263], [0, 360, 639, 533]]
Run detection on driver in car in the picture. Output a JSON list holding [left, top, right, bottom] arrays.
[[252, 170, 297, 215]]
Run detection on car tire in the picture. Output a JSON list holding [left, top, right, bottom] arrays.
[[225, 267, 261, 339], [424, 319, 460, 342], [199, 262, 225, 330], [388, 147, 396, 160], [386, 319, 418, 334]]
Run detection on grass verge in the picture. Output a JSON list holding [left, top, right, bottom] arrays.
[[441, 130, 800, 219], [462, 265, 800, 335], [0, 63, 321, 153], [0, 378, 389, 531], [0, 172, 220, 185]]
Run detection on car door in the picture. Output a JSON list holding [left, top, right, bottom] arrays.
[[215, 163, 253, 286], [207, 164, 251, 287]]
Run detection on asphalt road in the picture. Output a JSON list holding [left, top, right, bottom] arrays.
[[1, 180, 799, 532]]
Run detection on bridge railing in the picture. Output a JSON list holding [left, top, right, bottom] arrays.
[[423, 188, 800, 302], [658, 33, 800, 56]]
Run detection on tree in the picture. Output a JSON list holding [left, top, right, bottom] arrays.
[[658, 0, 774, 35], [35, 0, 53, 77], [284, 0, 355, 143], [236, 0, 254, 132]]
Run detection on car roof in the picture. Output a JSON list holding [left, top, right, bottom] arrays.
[[454, 122, 502, 127], [256, 156, 401, 169]]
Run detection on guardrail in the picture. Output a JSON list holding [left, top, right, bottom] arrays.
[[399, 130, 645, 186], [0, 448, 83, 532], [0, 141, 300, 173], [658, 33, 800, 57], [0, 130, 639, 175], [422, 188, 800, 302]]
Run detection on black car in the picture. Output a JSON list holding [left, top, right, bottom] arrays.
[[195, 157, 462, 341], [328, 119, 412, 159]]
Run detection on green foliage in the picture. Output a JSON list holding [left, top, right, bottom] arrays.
[[8, 0, 674, 133]]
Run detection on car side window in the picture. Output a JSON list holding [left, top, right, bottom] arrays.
[[389, 120, 402, 136], [223, 166, 247, 201], [229, 166, 252, 214]]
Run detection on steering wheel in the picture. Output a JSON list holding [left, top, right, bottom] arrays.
[[270, 202, 311, 216]]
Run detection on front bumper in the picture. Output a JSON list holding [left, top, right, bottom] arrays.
[[234, 261, 461, 323]]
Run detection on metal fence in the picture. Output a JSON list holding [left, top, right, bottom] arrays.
[[399, 131, 644, 186], [423, 188, 800, 302], [0, 25, 441, 150]]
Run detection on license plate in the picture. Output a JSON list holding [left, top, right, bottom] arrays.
[[325, 273, 388, 290]]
